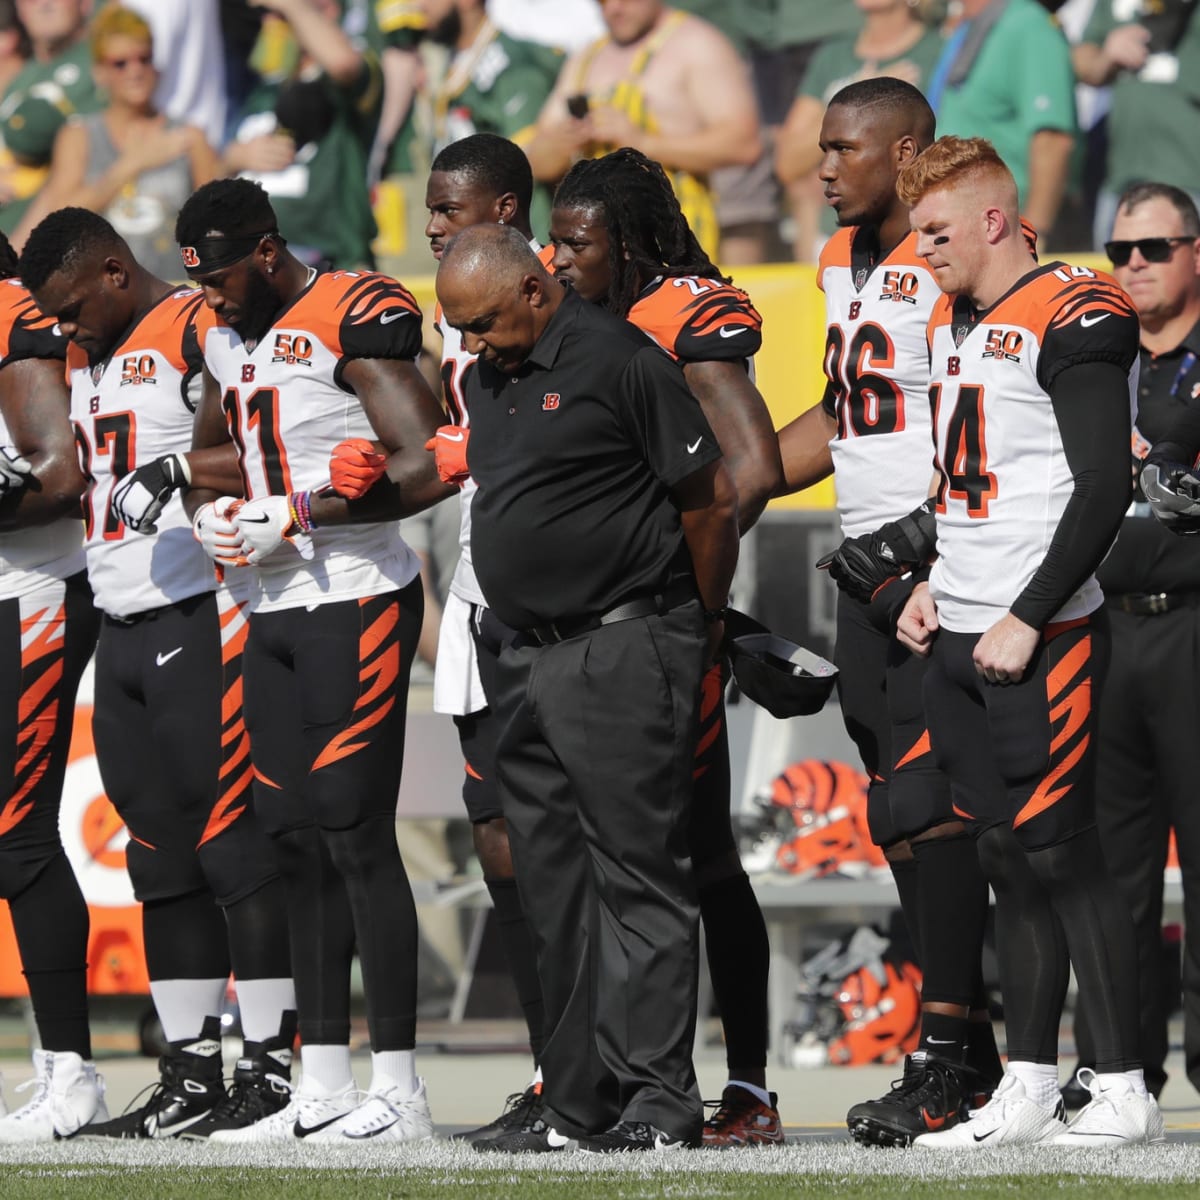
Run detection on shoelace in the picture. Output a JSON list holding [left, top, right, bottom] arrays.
[[703, 1092, 762, 1130], [6, 1074, 51, 1120], [208, 1072, 291, 1122]]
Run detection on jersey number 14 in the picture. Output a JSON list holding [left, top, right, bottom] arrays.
[[930, 382, 996, 517]]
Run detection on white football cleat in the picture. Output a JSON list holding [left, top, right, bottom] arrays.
[[209, 1080, 360, 1144], [1052, 1070, 1166, 1146], [0, 1050, 108, 1142], [338, 1078, 434, 1143], [914, 1072, 1064, 1149]]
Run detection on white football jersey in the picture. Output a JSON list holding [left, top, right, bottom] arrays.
[[0, 279, 84, 600], [927, 263, 1139, 632], [67, 288, 212, 618], [195, 270, 423, 613], [818, 228, 940, 538]]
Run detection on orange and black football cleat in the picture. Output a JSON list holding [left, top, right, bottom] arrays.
[[846, 1053, 983, 1148], [701, 1085, 785, 1148]]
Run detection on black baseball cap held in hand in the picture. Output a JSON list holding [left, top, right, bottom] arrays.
[[723, 609, 838, 719]]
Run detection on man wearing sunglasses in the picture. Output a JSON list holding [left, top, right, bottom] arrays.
[[1093, 182, 1200, 1106]]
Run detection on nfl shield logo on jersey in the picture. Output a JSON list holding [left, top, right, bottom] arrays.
[[953, 324, 970, 348]]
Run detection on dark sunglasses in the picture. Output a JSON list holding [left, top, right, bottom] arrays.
[[104, 53, 153, 71], [1104, 236, 1194, 267]]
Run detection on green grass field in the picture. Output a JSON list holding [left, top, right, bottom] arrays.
[[3, 1139, 1199, 1198]]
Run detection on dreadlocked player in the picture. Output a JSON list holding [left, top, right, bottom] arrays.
[[549, 147, 784, 1146]]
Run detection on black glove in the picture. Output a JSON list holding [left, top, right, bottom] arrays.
[[1140, 461, 1200, 535], [109, 453, 191, 534], [816, 498, 938, 604]]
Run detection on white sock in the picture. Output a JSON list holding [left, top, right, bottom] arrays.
[[1098, 1069, 1148, 1099], [150, 979, 226, 1044], [300, 1044, 354, 1095], [1006, 1061, 1060, 1110], [531, 1065, 543, 1088], [234, 978, 296, 1044], [727, 1079, 772, 1107], [368, 1050, 418, 1097]]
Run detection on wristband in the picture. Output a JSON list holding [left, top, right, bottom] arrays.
[[703, 605, 729, 624]]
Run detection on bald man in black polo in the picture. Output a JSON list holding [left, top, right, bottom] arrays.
[[435, 224, 739, 1154]]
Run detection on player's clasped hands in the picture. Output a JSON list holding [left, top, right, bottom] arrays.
[[424, 424, 470, 485], [329, 437, 389, 499], [110, 453, 191, 534], [896, 580, 939, 658]]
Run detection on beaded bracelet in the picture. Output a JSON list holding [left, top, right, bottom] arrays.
[[289, 490, 317, 533]]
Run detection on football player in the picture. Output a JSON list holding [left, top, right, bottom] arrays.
[[0, 232, 99, 1142], [895, 135, 1159, 1148], [175, 178, 451, 1144], [547, 146, 785, 1147], [775, 78, 1002, 1145], [19, 209, 297, 1141]]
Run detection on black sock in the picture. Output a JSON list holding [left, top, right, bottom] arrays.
[[273, 825, 355, 1047], [918, 1009, 968, 1061], [967, 1013, 1003, 1086], [698, 872, 770, 1073], [911, 833, 989, 1009], [9, 852, 91, 1058], [888, 854, 922, 967], [223, 877, 292, 982], [485, 877, 545, 1063], [1026, 829, 1142, 1073], [977, 825, 1067, 1065], [323, 815, 418, 1052], [143, 889, 231, 980]]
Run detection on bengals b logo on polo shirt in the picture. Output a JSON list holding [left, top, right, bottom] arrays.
[[543, 393, 560, 410]]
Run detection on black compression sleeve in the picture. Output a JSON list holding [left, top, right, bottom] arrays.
[[1147, 401, 1200, 470], [1009, 360, 1132, 629]]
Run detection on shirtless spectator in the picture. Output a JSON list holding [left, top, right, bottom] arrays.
[[526, 0, 760, 260]]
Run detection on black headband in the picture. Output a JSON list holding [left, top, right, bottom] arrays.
[[180, 231, 276, 277]]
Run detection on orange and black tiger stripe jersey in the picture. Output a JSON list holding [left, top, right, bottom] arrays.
[[0, 278, 65, 367], [628, 274, 762, 365]]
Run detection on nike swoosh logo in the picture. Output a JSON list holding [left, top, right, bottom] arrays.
[[294, 1114, 348, 1138], [546, 1129, 572, 1148], [972, 1128, 998, 1142], [240, 514, 271, 523], [1079, 312, 1109, 327], [346, 1119, 397, 1140], [687, 438, 702, 454], [438, 431, 465, 442], [926, 1038, 956, 1045], [380, 311, 408, 325], [718, 325, 746, 338], [156, 648, 183, 666]]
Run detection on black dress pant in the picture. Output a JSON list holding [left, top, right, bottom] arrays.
[[1076, 602, 1200, 1093], [491, 600, 706, 1142]]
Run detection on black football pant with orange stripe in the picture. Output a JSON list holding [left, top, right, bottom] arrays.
[[493, 603, 706, 1143], [94, 591, 287, 996], [833, 582, 988, 1014], [924, 612, 1141, 1071], [689, 660, 771, 1074], [244, 581, 422, 1051], [0, 571, 97, 1057]]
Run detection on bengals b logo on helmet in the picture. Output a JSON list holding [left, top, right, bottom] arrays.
[[180, 246, 200, 269]]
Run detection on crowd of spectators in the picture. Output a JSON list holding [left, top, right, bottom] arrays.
[[0, 0, 1193, 272]]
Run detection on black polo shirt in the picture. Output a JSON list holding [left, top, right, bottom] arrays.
[[467, 289, 721, 630], [1098, 318, 1200, 596]]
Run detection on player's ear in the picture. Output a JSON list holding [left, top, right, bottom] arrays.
[[102, 255, 129, 290], [496, 192, 518, 227], [895, 134, 919, 167]]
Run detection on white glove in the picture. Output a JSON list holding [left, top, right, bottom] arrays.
[[193, 497, 247, 566], [231, 494, 296, 564], [110, 453, 192, 534], [0, 445, 32, 497], [1141, 461, 1200, 533]]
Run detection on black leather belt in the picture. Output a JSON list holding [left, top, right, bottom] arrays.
[[521, 582, 696, 646], [1106, 592, 1200, 617]]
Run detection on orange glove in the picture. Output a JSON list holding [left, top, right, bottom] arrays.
[[424, 425, 470, 485], [330, 437, 388, 499]]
